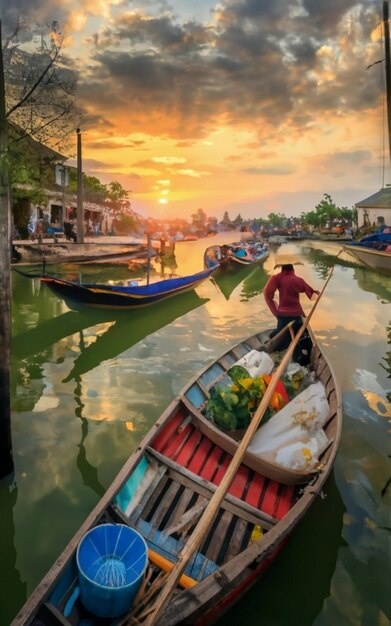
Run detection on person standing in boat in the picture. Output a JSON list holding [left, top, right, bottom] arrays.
[[264, 263, 319, 360]]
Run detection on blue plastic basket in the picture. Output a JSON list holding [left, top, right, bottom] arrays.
[[76, 523, 148, 618]]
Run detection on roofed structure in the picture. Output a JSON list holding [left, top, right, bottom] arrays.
[[355, 187, 391, 227]]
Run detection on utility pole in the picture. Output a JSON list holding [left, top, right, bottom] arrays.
[[383, 1, 391, 167], [76, 127, 84, 243], [0, 20, 14, 480]]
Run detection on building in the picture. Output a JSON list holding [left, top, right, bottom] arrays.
[[355, 187, 391, 228], [10, 127, 106, 236]]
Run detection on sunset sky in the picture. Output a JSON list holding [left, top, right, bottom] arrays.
[[2, 0, 391, 220]]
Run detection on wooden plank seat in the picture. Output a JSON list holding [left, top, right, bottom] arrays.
[[135, 519, 219, 581], [114, 465, 261, 572], [150, 412, 296, 521]]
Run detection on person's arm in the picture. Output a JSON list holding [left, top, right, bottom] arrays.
[[299, 278, 319, 299], [264, 276, 279, 316]]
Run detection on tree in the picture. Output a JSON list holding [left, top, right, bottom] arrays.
[[4, 22, 78, 152], [0, 20, 13, 479], [0, 20, 78, 479], [300, 194, 357, 230], [106, 181, 130, 212], [222, 211, 231, 226], [206, 215, 218, 231], [190, 208, 207, 231], [267, 212, 286, 227], [69, 170, 107, 205]]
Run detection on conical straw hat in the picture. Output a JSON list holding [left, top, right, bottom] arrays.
[[273, 253, 304, 269]]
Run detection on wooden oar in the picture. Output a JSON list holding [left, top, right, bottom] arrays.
[[142, 265, 335, 626]]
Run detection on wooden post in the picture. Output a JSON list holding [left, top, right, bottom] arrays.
[[76, 128, 84, 244], [143, 266, 335, 626], [383, 1, 391, 168], [146, 234, 152, 285], [0, 20, 14, 479]]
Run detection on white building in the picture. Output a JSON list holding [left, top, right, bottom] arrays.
[[355, 188, 391, 228]]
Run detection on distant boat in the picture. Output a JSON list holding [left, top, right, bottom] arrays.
[[204, 241, 269, 269], [266, 235, 287, 246], [15, 266, 217, 310]]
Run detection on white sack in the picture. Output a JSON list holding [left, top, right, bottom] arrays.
[[233, 349, 274, 379], [275, 431, 329, 470], [248, 381, 329, 456]]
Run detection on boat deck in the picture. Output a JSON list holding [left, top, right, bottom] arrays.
[[107, 405, 297, 593]]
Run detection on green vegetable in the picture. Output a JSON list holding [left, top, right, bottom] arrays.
[[227, 365, 250, 383]]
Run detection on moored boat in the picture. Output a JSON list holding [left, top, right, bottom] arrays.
[[12, 320, 342, 626], [343, 233, 391, 275], [204, 241, 269, 269], [15, 266, 218, 311], [343, 243, 391, 275]]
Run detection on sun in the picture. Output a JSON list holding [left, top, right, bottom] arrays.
[[158, 199, 168, 204]]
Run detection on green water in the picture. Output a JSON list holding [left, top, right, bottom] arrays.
[[2, 235, 390, 626]]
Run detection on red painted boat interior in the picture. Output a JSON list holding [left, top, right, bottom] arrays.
[[151, 409, 296, 520]]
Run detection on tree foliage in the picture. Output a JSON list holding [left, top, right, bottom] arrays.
[[232, 213, 243, 225], [300, 193, 356, 228], [69, 170, 107, 205], [106, 181, 130, 212], [222, 211, 231, 226], [267, 212, 286, 227], [191, 208, 207, 230], [3, 21, 79, 152]]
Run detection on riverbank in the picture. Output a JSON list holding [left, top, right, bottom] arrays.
[[11, 236, 158, 265]]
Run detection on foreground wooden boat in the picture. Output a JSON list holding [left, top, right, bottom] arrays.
[[36, 266, 217, 310], [12, 322, 342, 626]]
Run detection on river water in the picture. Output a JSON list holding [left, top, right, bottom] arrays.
[[2, 233, 390, 626]]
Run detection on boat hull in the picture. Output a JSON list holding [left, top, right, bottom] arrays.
[[204, 243, 269, 270], [41, 267, 216, 310], [343, 244, 391, 275], [12, 328, 341, 626]]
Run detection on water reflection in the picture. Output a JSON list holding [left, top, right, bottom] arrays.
[[74, 372, 106, 498], [7, 235, 391, 626], [221, 474, 346, 626], [62, 290, 208, 381], [328, 390, 391, 626], [212, 263, 260, 300], [240, 265, 269, 301], [11, 273, 209, 420], [300, 244, 356, 280], [381, 322, 391, 403], [0, 482, 27, 625]]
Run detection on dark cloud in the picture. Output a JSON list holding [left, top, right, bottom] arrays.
[[74, 0, 380, 140], [99, 13, 212, 54], [0, 0, 68, 39], [6, 0, 381, 143], [307, 149, 373, 175]]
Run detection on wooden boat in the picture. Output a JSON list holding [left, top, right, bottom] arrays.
[[343, 244, 391, 274], [34, 266, 217, 311], [12, 321, 342, 626], [204, 242, 269, 269], [343, 238, 391, 275], [229, 242, 269, 266], [12, 242, 147, 265]]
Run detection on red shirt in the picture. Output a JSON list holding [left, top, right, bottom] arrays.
[[264, 269, 316, 317]]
